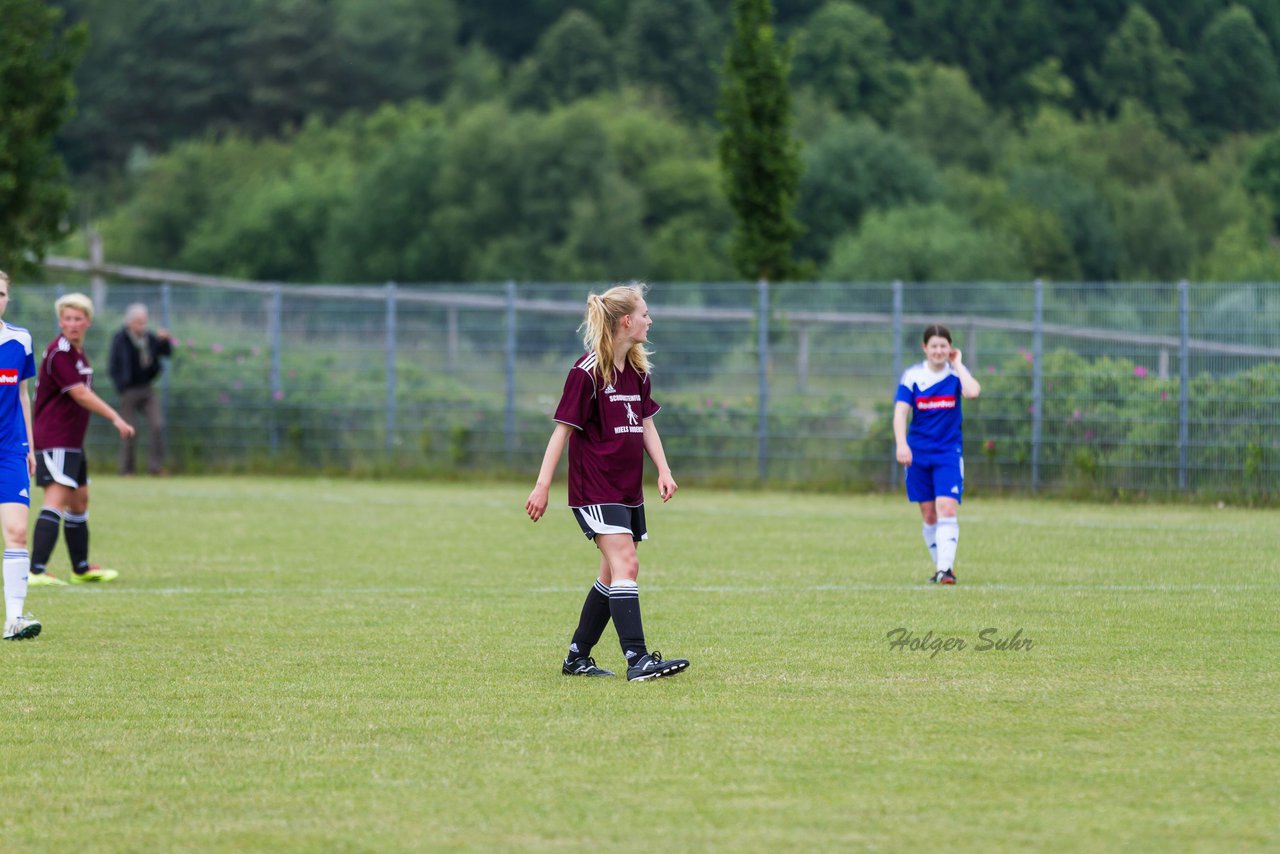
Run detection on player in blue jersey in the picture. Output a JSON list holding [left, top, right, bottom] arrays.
[[0, 271, 41, 639], [893, 324, 981, 584]]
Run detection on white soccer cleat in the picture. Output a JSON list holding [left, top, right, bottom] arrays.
[[3, 615, 42, 640]]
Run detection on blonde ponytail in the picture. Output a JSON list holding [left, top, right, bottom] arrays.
[[579, 283, 652, 387]]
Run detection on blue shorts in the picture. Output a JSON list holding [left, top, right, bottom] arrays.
[[904, 451, 964, 504], [0, 453, 31, 506]]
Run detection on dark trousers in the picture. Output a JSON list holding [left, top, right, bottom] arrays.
[[119, 385, 165, 474]]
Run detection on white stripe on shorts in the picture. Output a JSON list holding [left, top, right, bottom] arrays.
[[43, 449, 79, 488], [582, 505, 632, 536]]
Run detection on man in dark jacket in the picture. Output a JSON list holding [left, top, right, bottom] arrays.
[[108, 303, 173, 475]]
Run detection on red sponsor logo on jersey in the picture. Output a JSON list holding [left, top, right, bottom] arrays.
[[0, 369, 18, 385], [916, 395, 956, 411]]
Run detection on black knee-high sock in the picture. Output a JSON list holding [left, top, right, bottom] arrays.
[[30, 508, 63, 574], [608, 580, 648, 665], [568, 580, 612, 660], [63, 511, 89, 574]]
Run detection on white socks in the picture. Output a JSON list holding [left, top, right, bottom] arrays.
[[935, 516, 959, 572], [921, 522, 937, 567], [4, 549, 29, 625]]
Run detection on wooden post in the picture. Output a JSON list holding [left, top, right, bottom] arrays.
[[89, 230, 107, 312]]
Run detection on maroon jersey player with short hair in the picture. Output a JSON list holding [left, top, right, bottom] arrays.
[[28, 293, 134, 587]]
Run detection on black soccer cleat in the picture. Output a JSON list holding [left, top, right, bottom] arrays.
[[562, 656, 615, 677], [626, 651, 689, 682], [930, 568, 957, 585]]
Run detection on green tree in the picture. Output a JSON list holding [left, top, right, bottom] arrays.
[[53, 0, 136, 177], [56, 0, 250, 177], [1090, 102, 1189, 190], [618, 0, 723, 120], [1171, 136, 1257, 260], [1007, 165, 1118, 282], [323, 122, 450, 282], [0, 0, 86, 270], [1113, 180, 1193, 279], [509, 9, 616, 110], [941, 170, 1080, 279], [858, 0, 1053, 116], [823, 203, 1028, 284], [238, 0, 338, 135], [1244, 131, 1280, 233], [183, 166, 346, 282], [790, 1, 907, 124], [795, 119, 940, 264], [639, 157, 735, 280], [99, 136, 290, 269], [1189, 5, 1280, 137], [330, 0, 460, 109], [1196, 219, 1280, 280], [718, 0, 802, 281], [890, 64, 1007, 173], [1094, 5, 1191, 138], [545, 173, 648, 281], [446, 42, 505, 109], [516, 103, 645, 279], [116, 0, 250, 147], [457, 0, 629, 64], [414, 104, 530, 279], [429, 99, 653, 281]]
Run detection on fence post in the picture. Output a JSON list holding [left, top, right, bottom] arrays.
[[53, 285, 65, 339], [447, 307, 459, 373], [1178, 279, 1190, 491], [268, 286, 283, 455], [160, 283, 172, 460], [1031, 279, 1045, 491], [88, 230, 107, 317], [891, 280, 903, 487], [385, 282, 397, 453], [757, 278, 770, 481], [504, 280, 517, 465], [796, 324, 809, 394]]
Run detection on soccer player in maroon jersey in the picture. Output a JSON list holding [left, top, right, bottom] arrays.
[[526, 284, 690, 681], [27, 293, 135, 587]]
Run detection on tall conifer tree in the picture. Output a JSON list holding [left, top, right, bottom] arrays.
[[0, 0, 86, 271], [717, 0, 802, 281]]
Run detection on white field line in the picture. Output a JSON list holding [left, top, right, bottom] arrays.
[[47, 582, 1271, 596]]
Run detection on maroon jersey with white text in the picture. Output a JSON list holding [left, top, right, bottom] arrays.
[[553, 352, 661, 507], [33, 336, 93, 450]]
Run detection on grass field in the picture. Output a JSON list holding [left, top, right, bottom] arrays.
[[2, 477, 1276, 852]]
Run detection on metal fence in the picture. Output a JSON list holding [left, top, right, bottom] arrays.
[[19, 272, 1280, 499]]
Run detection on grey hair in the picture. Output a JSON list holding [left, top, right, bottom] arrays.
[[124, 303, 150, 323]]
